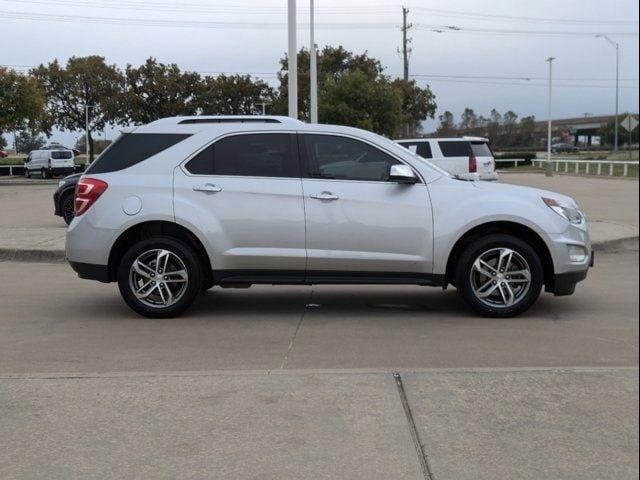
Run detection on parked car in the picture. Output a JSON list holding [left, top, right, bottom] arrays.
[[396, 137, 498, 181], [53, 173, 81, 225], [24, 148, 75, 178], [66, 116, 592, 318], [0, 148, 9, 158], [551, 143, 579, 154]]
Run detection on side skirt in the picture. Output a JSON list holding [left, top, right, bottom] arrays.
[[213, 270, 446, 287]]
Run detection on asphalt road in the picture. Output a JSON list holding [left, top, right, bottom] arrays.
[[0, 252, 637, 374]]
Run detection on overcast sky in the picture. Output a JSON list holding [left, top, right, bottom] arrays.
[[2, 0, 639, 146]]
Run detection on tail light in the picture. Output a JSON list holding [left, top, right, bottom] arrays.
[[75, 178, 108, 216], [469, 155, 477, 173]]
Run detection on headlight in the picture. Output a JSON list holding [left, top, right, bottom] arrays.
[[542, 197, 584, 224], [58, 180, 66, 188]]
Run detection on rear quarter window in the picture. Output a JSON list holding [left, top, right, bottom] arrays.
[[438, 141, 472, 157], [86, 133, 191, 174], [399, 142, 432, 159]]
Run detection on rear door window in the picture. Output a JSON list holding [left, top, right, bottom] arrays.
[[51, 151, 73, 159], [400, 142, 432, 159], [438, 141, 472, 157], [86, 133, 191, 174], [185, 133, 299, 178]]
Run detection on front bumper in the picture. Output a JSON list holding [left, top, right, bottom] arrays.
[[546, 225, 593, 295]]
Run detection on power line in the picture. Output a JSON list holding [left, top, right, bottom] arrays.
[[2, 9, 638, 37]]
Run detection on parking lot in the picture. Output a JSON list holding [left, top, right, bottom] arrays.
[[1, 173, 638, 479]]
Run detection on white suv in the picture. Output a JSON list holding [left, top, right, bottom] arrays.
[[66, 116, 592, 318], [397, 137, 498, 181]]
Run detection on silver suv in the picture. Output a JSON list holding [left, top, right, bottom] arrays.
[[66, 116, 593, 318]]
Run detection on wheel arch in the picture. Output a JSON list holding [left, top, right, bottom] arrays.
[[107, 221, 212, 286], [445, 221, 554, 288]]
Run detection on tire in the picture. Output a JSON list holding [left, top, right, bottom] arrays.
[[25, 168, 31, 178], [60, 192, 75, 225], [41, 168, 51, 179], [117, 236, 203, 318], [455, 234, 543, 317]]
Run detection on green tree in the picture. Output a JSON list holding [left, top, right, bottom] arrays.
[[31, 56, 124, 162], [459, 108, 478, 135], [486, 109, 502, 146], [502, 110, 519, 147], [197, 74, 274, 115], [0, 135, 7, 148], [273, 46, 435, 136], [436, 111, 457, 136], [15, 130, 46, 153], [517, 115, 536, 147], [392, 78, 437, 137], [122, 58, 201, 124], [319, 70, 402, 137], [0, 67, 46, 135]]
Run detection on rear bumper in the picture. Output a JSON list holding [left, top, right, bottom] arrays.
[[69, 261, 110, 283]]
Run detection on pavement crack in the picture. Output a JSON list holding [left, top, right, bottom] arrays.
[[393, 372, 435, 480], [279, 289, 313, 370]]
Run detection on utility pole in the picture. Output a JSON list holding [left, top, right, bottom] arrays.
[[401, 7, 412, 82], [596, 35, 619, 151], [309, 0, 318, 124], [256, 102, 271, 115], [287, 0, 298, 119], [545, 57, 555, 177], [84, 104, 92, 166]]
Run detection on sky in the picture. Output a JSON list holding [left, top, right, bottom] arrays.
[[1, 0, 639, 147]]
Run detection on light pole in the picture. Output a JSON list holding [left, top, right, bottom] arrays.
[[287, 0, 298, 119], [309, 0, 318, 123], [84, 104, 93, 166], [545, 57, 555, 177], [596, 34, 619, 151]]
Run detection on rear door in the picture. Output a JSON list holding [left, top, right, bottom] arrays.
[[50, 150, 74, 168], [174, 132, 306, 276], [300, 133, 433, 275]]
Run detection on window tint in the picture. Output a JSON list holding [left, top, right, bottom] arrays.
[[185, 133, 298, 178], [438, 141, 472, 157], [304, 135, 400, 182], [87, 133, 191, 174], [399, 142, 432, 159], [51, 151, 73, 159], [470, 142, 493, 157]]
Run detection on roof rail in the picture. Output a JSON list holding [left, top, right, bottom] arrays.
[[148, 115, 303, 126], [178, 117, 281, 125]]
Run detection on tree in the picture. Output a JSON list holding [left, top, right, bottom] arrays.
[[517, 115, 536, 147], [436, 111, 457, 136], [31, 56, 124, 162], [502, 110, 519, 147], [319, 70, 402, 137], [459, 108, 478, 135], [122, 58, 201, 124], [197, 74, 274, 115], [74, 134, 112, 155], [273, 46, 435, 136], [0, 135, 7, 148], [392, 78, 437, 137], [486, 109, 502, 146], [15, 130, 46, 153], [600, 113, 638, 147], [0, 67, 46, 135]]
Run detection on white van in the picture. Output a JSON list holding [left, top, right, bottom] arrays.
[[397, 137, 497, 181], [24, 149, 75, 179]]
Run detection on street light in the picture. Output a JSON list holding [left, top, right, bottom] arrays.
[[596, 34, 619, 151], [546, 57, 555, 177], [309, 0, 318, 123], [84, 104, 93, 166], [287, 0, 298, 119]]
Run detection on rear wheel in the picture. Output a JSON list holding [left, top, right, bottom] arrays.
[[455, 234, 543, 317], [25, 168, 31, 178], [61, 192, 75, 225], [117, 236, 203, 318]]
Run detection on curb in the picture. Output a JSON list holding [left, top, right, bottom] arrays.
[[1, 236, 637, 264]]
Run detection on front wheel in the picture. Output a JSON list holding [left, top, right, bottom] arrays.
[[455, 234, 543, 317], [117, 236, 203, 318]]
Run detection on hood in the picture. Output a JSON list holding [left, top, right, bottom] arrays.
[[471, 179, 579, 207]]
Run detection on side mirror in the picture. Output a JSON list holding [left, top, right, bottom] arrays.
[[389, 164, 418, 184]]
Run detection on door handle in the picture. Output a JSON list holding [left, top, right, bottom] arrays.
[[193, 184, 222, 193], [310, 191, 339, 201]]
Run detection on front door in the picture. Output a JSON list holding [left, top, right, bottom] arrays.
[[300, 133, 433, 276], [174, 132, 306, 278]]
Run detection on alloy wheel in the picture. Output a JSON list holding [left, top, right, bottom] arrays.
[[469, 248, 531, 308], [129, 249, 189, 308]]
